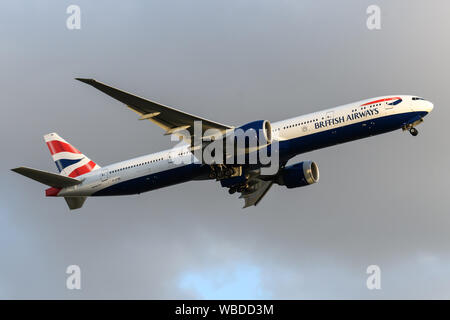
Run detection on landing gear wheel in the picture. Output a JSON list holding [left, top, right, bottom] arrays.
[[409, 127, 418, 136], [237, 185, 247, 193], [225, 168, 233, 178], [209, 171, 217, 179]]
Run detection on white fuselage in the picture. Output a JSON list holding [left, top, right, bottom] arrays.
[[58, 95, 433, 197]]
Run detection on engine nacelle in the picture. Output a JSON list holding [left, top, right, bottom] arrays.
[[202, 120, 272, 166], [278, 161, 319, 189], [233, 120, 272, 147]]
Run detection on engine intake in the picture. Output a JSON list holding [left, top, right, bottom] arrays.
[[278, 161, 319, 189]]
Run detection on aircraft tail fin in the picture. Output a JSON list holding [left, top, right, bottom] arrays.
[[43, 132, 101, 177]]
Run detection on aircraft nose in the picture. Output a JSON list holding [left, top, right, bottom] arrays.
[[424, 101, 434, 114]]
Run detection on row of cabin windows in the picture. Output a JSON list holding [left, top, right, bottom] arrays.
[[277, 112, 347, 131], [351, 103, 381, 112], [275, 101, 390, 132], [275, 104, 383, 132], [279, 118, 319, 130], [110, 157, 164, 173], [270, 118, 320, 131]]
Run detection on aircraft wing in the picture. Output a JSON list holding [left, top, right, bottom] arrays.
[[238, 178, 274, 208], [76, 78, 232, 140]]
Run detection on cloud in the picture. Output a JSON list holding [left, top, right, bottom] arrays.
[[1, 0, 450, 299], [179, 263, 271, 299]]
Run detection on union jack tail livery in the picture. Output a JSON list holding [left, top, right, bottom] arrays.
[[44, 133, 101, 177]]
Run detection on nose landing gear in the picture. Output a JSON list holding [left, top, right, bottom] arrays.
[[403, 117, 423, 137], [409, 127, 418, 136]]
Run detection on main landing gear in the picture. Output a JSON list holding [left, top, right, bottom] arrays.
[[409, 127, 418, 136], [208, 165, 240, 180], [228, 184, 249, 195]]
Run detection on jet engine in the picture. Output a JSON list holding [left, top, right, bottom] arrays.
[[203, 120, 273, 178], [277, 161, 319, 188], [233, 120, 272, 147]]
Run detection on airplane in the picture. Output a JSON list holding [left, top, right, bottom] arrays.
[[12, 78, 433, 210]]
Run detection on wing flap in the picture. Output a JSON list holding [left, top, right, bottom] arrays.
[[240, 180, 273, 208]]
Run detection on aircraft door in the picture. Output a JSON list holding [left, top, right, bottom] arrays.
[[384, 100, 395, 115], [326, 111, 334, 120], [168, 150, 177, 164], [101, 169, 108, 182]]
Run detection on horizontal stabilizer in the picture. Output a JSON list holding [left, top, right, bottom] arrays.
[[11, 167, 82, 188]]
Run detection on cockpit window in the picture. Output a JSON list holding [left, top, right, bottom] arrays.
[[412, 97, 425, 101]]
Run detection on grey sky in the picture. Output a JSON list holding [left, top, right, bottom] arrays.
[[1, 0, 450, 299]]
